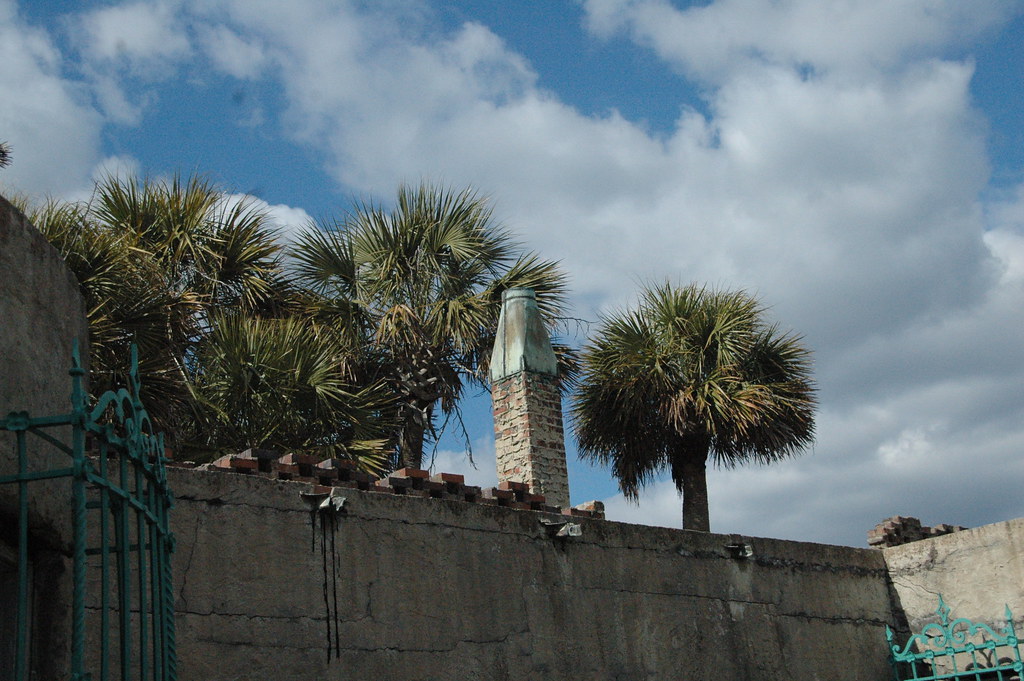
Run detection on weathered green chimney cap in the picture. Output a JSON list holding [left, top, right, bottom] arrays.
[[490, 288, 558, 381]]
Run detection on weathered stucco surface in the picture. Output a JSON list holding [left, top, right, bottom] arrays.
[[0, 194, 89, 543], [883, 518, 1024, 633], [0, 195, 88, 420], [168, 466, 895, 681], [0, 194, 87, 680]]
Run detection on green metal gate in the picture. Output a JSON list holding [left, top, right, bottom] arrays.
[[0, 343, 176, 681], [887, 596, 1023, 681]]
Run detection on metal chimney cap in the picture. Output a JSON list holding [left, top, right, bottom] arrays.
[[490, 287, 558, 381], [502, 287, 536, 301]]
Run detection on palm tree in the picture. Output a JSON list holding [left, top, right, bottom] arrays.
[[291, 183, 573, 470], [30, 173, 292, 441], [572, 283, 816, 532], [30, 197, 196, 428], [29, 172, 397, 466]]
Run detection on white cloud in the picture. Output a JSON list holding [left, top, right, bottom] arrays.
[[426, 437, 498, 490], [75, 1, 191, 72], [219, 193, 313, 243], [985, 229, 1024, 283], [65, 0, 192, 128], [581, 0, 1011, 82], [196, 24, 268, 79], [201, 1, 994, 345], [985, 183, 1024, 283], [0, 0, 103, 199], [877, 426, 939, 469], [91, 154, 140, 181], [602, 480, 684, 530], [263, 201, 312, 239], [88, 72, 145, 124]]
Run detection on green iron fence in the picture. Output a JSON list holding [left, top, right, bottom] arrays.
[[0, 343, 176, 681], [887, 596, 1023, 681]]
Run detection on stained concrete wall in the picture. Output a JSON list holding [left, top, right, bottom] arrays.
[[167, 466, 896, 681], [0, 194, 88, 680], [0, 195, 87, 416], [883, 518, 1024, 633], [0, 194, 89, 542]]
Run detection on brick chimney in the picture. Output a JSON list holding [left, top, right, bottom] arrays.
[[490, 288, 570, 508]]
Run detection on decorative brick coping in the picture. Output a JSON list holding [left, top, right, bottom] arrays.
[[165, 450, 605, 519]]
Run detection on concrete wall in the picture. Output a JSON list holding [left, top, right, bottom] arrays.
[[0, 194, 89, 543], [0, 195, 88, 415], [0, 194, 88, 680], [166, 466, 896, 681], [883, 518, 1024, 633]]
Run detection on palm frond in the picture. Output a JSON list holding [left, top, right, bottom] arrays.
[[182, 314, 394, 472], [206, 195, 285, 310], [290, 221, 360, 294]]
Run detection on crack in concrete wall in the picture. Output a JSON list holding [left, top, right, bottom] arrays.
[[883, 518, 1024, 635]]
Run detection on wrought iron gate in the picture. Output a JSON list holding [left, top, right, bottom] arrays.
[[0, 344, 177, 680], [887, 596, 1023, 681]]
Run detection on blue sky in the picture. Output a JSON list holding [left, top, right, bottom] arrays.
[[3, 0, 1024, 546]]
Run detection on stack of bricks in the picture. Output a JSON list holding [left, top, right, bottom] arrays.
[[480, 480, 557, 512], [491, 371, 570, 509], [170, 451, 604, 520], [867, 515, 968, 548]]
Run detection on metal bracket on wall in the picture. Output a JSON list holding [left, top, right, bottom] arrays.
[[539, 517, 582, 539], [299, 489, 347, 515], [724, 541, 754, 559]]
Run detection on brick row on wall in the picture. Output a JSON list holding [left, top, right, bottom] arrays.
[[165, 450, 604, 519]]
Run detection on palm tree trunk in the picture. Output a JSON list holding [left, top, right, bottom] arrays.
[[680, 460, 710, 532], [398, 414, 425, 470]]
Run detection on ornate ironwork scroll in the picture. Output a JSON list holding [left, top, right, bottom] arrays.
[[0, 342, 177, 681], [887, 595, 1023, 681]]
